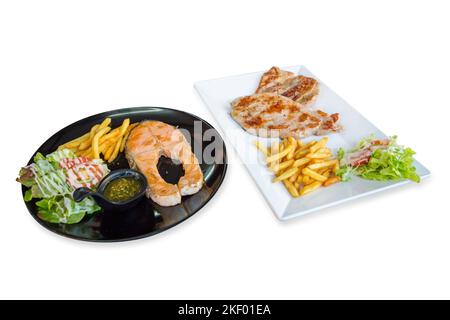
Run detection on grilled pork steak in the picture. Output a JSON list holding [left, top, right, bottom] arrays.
[[231, 93, 341, 138], [256, 66, 319, 107]]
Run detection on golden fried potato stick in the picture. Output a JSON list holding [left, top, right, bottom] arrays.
[[266, 145, 294, 163], [302, 140, 316, 150], [92, 127, 110, 159], [324, 176, 341, 187], [78, 124, 101, 151], [98, 118, 111, 130], [270, 141, 280, 155], [306, 152, 332, 159], [289, 171, 299, 183], [99, 139, 114, 155], [302, 175, 311, 185], [108, 138, 123, 163], [77, 147, 90, 157], [254, 141, 269, 157], [283, 180, 299, 197], [309, 159, 325, 165], [307, 159, 338, 170], [322, 169, 331, 178], [104, 143, 115, 161], [286, 137, 297, 160], [302, 167, 328, 182], [107, 119, 130, 162], [309, 137, 328, 153], [316, 147, 332, 154], [333, 161, 340, 173], [99, 129, 119, 145], [300, 181, 322, 196], [119, 119, 131, 135], [273, 167, 299, 183], [294, 148, 309, 159], [120, 123, 138, 153], [89, 124, 100, 138], [58, 132, 90, 150], [270, 159, 294, 173], [293, 158, 310, 168]]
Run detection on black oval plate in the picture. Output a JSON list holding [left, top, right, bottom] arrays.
[[21, 107, 227, 242]]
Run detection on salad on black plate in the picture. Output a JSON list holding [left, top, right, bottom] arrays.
[[17, 149, 109, 224]]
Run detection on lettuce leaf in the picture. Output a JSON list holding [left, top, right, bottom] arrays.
[[336, 164, 355, 182], [356, 140, 420, 182], [45, 149, 76, 166], [337, 135, 420, 183], [18, 148, 104, 224], [36, 195, 101, 224]]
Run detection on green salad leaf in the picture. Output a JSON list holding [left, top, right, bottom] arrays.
[[36, 196, 100, 224], [336, 164, 355, 182], [17, 148, 104, 224], [337, 135, 420, 183]]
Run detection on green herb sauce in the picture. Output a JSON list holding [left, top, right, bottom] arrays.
[[104, 177, 141, 202]]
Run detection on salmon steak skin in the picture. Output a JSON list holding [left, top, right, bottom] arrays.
[[125, 121, 204, 206], [230, 93, 341, 139]]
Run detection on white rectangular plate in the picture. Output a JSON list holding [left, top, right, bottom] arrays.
[[194, 66, 430, 220]]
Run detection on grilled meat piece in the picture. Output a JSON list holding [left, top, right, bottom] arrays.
[[231, 93, 341, 138], [256, 66, 319, 107], [125, 121, 203, 206]]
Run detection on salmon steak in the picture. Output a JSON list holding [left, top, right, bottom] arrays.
[[125, 121, 204, 206], [231, 93, 341, 138], [255, 66, 320, 107]]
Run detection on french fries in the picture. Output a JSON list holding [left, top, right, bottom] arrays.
[[270, 159, 294, 172], [300, 181, 322, 196], [254, 141, 269, 156], [57, 132, 90, 150], [309, 137, 328, 153], [302, 167, 327, 182], [255, 136, 341, 198], [324, 176, 341, 187], [120, 123, 139, 153], [273, 167, 299, 183], [307, 159, 338, 170], [266, 144, 294, 163], [283, 180, 299, 197], [57, 117, 137, 163]]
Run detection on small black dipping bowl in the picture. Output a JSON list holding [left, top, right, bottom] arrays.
[[73, 169, 148, 212]]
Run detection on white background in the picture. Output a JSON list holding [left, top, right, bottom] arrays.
[[1, 0, 449, 299]]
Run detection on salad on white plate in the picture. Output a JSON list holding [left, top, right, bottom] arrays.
[[337, 135, 420, 183]]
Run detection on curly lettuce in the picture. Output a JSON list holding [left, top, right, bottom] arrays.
[[337, 135, 420, 183], [17, 149, 103, 224], [36, 196, 100, 224]]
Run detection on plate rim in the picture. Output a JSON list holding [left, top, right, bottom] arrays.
[[21, 106, 228, 242]]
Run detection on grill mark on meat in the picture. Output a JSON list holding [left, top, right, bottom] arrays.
[[268, 124, 288, 130], [245, 116, 264, 127], [330, 113, 339, 122], [125, 121, 204, 206], [265, 102, 284, 113], [256, 67, 319, 107], [256, 66, 295, 93], [299, 114, 309, 122], [231, 93, 341, 139]]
